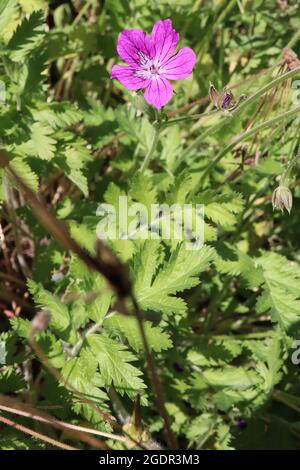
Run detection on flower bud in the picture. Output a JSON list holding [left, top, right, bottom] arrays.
[[209, 82, 220, 108], [272, 185, 293, 214], [221, 90, 234, 109]]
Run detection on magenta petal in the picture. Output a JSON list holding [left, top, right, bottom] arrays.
[[144, 78, 173, 109], [111, 65, 149, 90], [117, 29, 153, 66], [151, 19, 179, 64], [161, 47, 197, 80]]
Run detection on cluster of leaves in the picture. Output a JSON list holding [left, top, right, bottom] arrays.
[[0, 0, 300, 450]]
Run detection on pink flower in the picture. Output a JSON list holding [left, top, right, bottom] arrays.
[[111, 19, 197, 110]]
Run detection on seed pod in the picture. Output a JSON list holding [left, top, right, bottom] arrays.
[[209, 82, 220, 108], [272, 185, 293, 214]]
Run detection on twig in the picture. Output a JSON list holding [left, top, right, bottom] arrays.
[[0, 414, 78, 450], [0, 399, 126, 444], [130, 296, 178, 449]]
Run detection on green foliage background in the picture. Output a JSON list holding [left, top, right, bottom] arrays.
[[0, 0, 300, 450]]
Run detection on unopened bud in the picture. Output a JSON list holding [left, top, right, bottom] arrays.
[[272, 185, 293, 214], [221, 90, 234, 109], [209, 83, 234, 111]]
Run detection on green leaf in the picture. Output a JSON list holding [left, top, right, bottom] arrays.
[[0, 0, 19, 41], [69, 223, 96, 254], [10, 317, 31, 339], [0, 429, 47, 450], [8, 11, 44, 62], [198, 189, 244, 229], [68, 256, 113, 323], [32, 103, 82, 130], [85, 334, 146, 398], [186, 413, 217, 448], [37, 332, 67, 369], [19, 0, 48, 14], [17, 122, 56, 160], [246, 337, 283, 393], [256, 252, 300, 332], [188, 338, 242, 367], [131, 173, 157, 214], [27, 280, 71, 338], [63, 144, 90, 196], [202, 366, 260, 389], [0, 368, 25, 393], [104, 313, 172, 353], [134, 241, 215, 315], [61, 349, 109, 426], [215, 242, 264, 289], [216, 423, 234, 450], [10, 157, 39, 192]]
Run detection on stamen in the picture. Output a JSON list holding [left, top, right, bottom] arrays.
[[137, 52, 161, 79]]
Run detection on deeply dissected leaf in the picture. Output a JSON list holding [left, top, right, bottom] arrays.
[[85, 334, 146, 398], [8, 11, 44, 62], [134, 241, 215, 315], [104, 313, 172, 353], [17, 123, 56, 160]]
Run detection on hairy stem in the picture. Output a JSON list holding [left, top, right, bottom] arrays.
[[280, 146, 300, 185], [233, 67, 300, 115], [161, 109, 217, 128], [140, 126, 160, 173], [199, 104, 300, 186], [273, 389, 300, 414], [182, 67, 300, 160]]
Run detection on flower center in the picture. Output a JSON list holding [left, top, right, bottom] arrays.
[[135, 52, 161, 79]]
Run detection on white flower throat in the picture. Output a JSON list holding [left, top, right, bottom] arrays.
[[135, 52, 162, 79]]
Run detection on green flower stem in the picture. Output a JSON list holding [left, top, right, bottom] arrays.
[[287, 29, 300, 49], [161, 109, 218, 128], [199, 104, 300, 187], [273, 389, 300, 414], [181, 67, 300, 161], [140, 125, 161, 173], [72, 0, 92, 26], [232, 66, 300, 115], [280, 152, 300, 185]]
